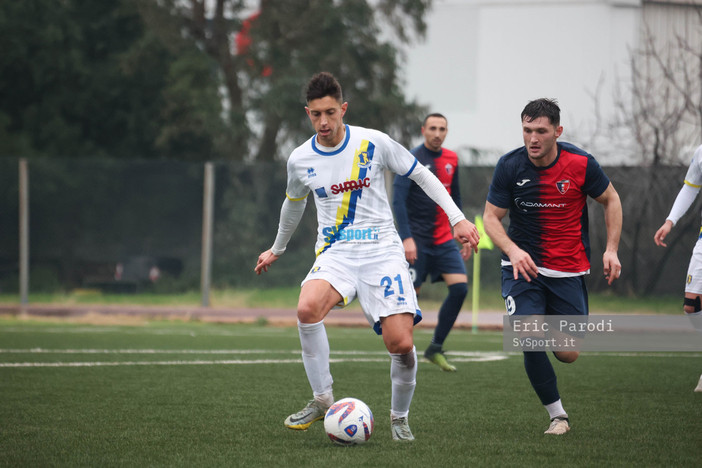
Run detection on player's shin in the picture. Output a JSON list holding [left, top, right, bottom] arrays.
[[298, 320, 334, 406], [523, 351, 560, 406], [390, 346, 417, 418]]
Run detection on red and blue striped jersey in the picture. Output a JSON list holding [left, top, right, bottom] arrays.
[[487, 142, 610, 274], [393, 144, 461, 245]]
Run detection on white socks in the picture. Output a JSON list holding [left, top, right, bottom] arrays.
[[545, 399, 567, 420], [298, 321, 418, 415], [298, 320, 334, 405], [390, 346, 417, 419]]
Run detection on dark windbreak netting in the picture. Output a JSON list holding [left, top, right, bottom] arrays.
[[0, 158, 698, 296]]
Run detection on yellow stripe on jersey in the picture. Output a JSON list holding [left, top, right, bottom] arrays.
[[684, 179, 702, 189], [286, 192, 309, 202], [315, 140, 370, 256]]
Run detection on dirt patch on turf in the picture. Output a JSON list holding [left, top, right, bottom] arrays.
[[2, 312, 152, 326]]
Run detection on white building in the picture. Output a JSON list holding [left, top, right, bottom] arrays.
[[402, 0, 702, 165]]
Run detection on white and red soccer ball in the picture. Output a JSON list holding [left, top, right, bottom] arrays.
[[323, 397, 374, 445]]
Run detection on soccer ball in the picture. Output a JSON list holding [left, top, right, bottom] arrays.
[[324, 397, 374, 445]]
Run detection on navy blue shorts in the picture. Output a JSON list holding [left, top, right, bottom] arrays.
[[501, 266, 589, 316], [409, 239, 467, 288]]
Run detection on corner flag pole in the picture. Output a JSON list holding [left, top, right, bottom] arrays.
[[472, 215, 494, 333], [472, 248, 481, 334]]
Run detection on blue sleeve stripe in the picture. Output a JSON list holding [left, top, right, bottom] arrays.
[[401, 159, 418, 177]]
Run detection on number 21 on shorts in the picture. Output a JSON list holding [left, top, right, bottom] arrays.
[[381, 274, 405, 298]]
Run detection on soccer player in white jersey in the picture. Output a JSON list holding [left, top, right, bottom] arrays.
[[255, 72, 480, 441], [653, 143, 702, 393]]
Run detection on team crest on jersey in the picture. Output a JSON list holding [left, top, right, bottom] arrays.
[[445, 163, 453, 175], [357, 151, 372, 168], [556, 179, 570, 194], [315, 187, 328, 198]]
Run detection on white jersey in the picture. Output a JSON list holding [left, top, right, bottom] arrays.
[[683, 145, 702, 187], [667, 145, 702, 226], [286, 124, 418, 258]]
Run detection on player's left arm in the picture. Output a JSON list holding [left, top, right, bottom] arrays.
[[594, 182, 623, 285], [255, 195, 308, 275], [408, 165, 480, 251], [384, 137, 479, 250], [450, 164, 462, 210]]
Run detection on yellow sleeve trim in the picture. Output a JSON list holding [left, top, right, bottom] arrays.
[[684, 180, 701, 189], [286, 192, 309, 202]]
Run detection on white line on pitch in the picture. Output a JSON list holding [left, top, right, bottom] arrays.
[[0, 356, 509, 368]]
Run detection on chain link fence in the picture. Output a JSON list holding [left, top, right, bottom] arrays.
[[0, 157, 698, 298]]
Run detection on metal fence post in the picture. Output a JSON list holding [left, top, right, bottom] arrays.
[[201, 162, 215, 307], [19, 158, 29, 306]]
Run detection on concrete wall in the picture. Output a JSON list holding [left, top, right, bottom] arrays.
[[403, 0, 642, 164]]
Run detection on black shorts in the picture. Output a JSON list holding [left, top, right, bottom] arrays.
[[501, 266, 588, 316], [408, 239, 466, 288]]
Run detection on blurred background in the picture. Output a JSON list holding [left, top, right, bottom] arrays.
[[1, 0, 701, 303]]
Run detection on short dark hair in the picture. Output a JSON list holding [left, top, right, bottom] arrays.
[[521, 98, 560, 126], [305, 72, 343, 104], [423, 113, 447, 126]]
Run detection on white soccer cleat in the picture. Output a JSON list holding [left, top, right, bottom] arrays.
[[544, 417, 570, 435], [284, 400, 328, 430], [695, 374, 702, 393], [391, 416, 415, 441]]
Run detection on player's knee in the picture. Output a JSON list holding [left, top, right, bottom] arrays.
[[386, 336, 413, 355], [383, 328, 414, 354], [448, 282, 468, 300], [554, 351, 579, 363], [297, 301, 325, 323], [683, 296, 701, 314]]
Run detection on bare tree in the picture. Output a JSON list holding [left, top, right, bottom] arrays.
[[587, 4, 702, 296]]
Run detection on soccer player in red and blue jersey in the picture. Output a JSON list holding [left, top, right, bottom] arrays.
[[483, 98, 623, 435], [393, 114, 471, 372]]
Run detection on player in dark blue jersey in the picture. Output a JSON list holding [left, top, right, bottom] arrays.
[[483, 98, 623, 435], [393, 113, 471, 372]]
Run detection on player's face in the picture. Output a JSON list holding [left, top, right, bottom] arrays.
[[306, 96, 348, 147], [522, 116, 563, 166], [421, 116, 448, 152]]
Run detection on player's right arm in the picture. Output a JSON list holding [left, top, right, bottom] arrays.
[[483, 200, 538, 281], [654, 145, 702, 247], [654, 183, 700, 247], [255, 195, 307, 275], [407, 165, 479, 251], [653, 220, 674, 248], [392, 174, 417, 263]]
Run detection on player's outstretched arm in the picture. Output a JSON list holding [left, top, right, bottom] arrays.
[[254, 196, 307, 276], [452, 219, 480, 253], [654, 220, 673, 248], [655, 181, 701, 247], [255, 249, 279, 275]]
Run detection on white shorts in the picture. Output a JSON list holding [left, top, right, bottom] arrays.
[[685, 236, 702, 294], [301, 247, 421, 334]]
